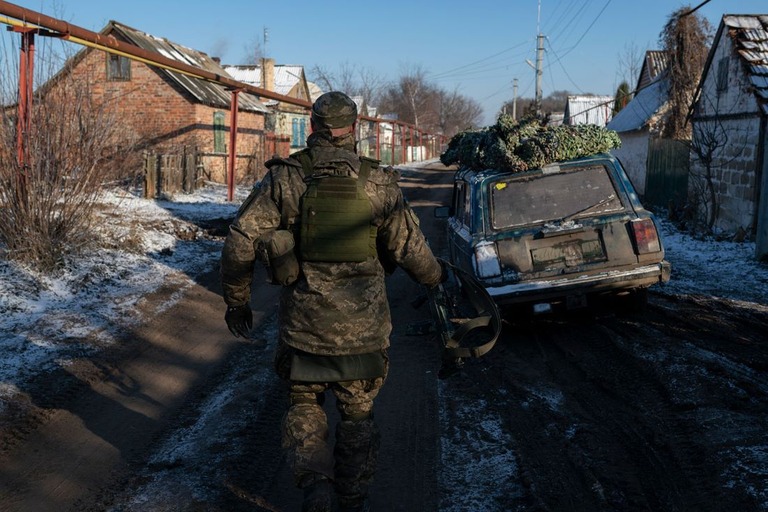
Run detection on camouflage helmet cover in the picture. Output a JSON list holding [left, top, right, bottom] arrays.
[[311, 91, 358, 129]]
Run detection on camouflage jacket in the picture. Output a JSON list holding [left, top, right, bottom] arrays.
[[220, 134, 442, 356]]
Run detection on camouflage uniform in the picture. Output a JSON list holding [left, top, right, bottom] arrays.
[[220, 92, 442, 510]]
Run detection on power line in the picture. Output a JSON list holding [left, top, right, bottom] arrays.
[[429, 39, 533, 81], [554, 0, 613, 58]]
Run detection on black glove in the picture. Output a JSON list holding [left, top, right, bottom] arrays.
[[225, 304, 253, 338]]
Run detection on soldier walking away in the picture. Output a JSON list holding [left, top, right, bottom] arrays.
[[220, 91, 445, 512]]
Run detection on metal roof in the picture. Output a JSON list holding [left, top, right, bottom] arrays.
[[637, 50, 669, 91], [108, 22, 269, 114], [564, 95, 614, 127], [223, 64, 306, 97], [607, 76, 668, 132], [723, 15, 768, 115]]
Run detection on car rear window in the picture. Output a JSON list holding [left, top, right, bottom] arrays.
[[490, 165, 625, 229]]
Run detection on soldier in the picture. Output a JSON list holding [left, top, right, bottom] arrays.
[[220, 91, 444, 512]]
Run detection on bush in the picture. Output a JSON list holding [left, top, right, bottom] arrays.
[[0, 75, 137, 271]]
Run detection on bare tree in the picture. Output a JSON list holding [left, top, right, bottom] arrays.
[[0, 45, 139, 271], [660, 6, 712, 140], [616, 41, 644, 88], [438, 88, 483, 135]]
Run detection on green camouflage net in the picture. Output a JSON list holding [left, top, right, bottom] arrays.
[[440, 114, 622, 172]]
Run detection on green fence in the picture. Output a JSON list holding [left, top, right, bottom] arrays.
[[645, 138, 689, 208]]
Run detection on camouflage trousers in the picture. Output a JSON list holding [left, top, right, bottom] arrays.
[[275, 343, 389, 505]]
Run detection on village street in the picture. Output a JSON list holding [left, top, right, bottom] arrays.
[[0, 161, 766, 512]]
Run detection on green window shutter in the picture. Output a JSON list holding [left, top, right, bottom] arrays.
[[214, 111, 226, 153]]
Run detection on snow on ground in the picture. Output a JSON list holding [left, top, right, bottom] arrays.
[[1, 174, 768, 508]]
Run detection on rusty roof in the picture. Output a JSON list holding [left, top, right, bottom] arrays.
[[723, 15, 768, 114], [107, 21, 269, 114]]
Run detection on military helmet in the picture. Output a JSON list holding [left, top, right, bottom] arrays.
[[311, 91, 358, 129]]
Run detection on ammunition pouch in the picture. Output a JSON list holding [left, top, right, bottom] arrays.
[[259, 230, 300, 286]]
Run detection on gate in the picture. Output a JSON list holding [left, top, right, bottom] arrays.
[[144, 148, 200, 198], [645, 138, 689, 208]]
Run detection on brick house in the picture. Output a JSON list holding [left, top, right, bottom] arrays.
[[689, 14, 768, 258], [43, 21, 276, 184]]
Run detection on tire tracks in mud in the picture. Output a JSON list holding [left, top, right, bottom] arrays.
[[458, 295, 768, 512]]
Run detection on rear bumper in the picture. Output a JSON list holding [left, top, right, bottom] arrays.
[[486, 261, 671, 305]]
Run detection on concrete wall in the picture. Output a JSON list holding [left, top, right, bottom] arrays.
[[690, 28, 764, 235]]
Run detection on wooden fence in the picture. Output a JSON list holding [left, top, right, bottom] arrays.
[[143, 148, 200, 198]]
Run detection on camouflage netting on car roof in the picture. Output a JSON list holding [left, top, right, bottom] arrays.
[[440, 114, 622, 172]]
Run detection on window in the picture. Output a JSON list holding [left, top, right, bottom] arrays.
[[490, 165, 624, 229], [716, 57, 729, 95], [292, 117, 308, 147], [106, 54, 131, 81], [213, 111, 226, 153], [453, 181, 471, 229]]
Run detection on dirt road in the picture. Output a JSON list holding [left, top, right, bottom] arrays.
[[1, 162, 767, 512]]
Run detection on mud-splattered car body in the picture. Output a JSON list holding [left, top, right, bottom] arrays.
[[438, 153, 671, 313]]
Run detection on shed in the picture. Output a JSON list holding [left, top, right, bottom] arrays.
[[607, 74, 671, 196], [689, 14, 768, 258], [564, 95, 614, 127]]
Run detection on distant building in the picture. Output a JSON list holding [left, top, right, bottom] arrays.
[[224, 59, 317, 150], [38, 21, 275, 184], [563, 95, 614, 127]]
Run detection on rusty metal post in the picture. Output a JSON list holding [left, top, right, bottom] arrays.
[[401, 124, 406, 165], [14, 27, 35, 206], [227, 89, 241, 202], [375, 120, 381, 161], [393, 123, 397, 165]]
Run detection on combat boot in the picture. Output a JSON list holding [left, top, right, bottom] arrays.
[[301, 474, 333, 512]]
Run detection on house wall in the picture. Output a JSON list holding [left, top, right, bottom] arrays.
[[690, 30, 764, 234], [66, 47, 265, 183], [611, 131, 648, 195], [690, 117, 761, 232]]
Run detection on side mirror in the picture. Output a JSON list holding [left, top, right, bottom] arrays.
[[434, 206, 452, 219]]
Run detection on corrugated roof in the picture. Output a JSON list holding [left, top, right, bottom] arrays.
[[564, 95, 614, 126], [108, 22, 269, 113], [723, 14, 768, 115], [637, 50, 669, 91], [607, 76, 668, 132], [222, 64, 305, 96]]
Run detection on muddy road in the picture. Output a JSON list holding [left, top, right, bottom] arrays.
[[1, 162, 766, 512]]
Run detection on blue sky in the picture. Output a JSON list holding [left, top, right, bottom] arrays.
[[2, 0, 766, 124]]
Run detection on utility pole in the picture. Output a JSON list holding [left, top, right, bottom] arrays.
[[535, 33, 544, 116], [512, 78, 518, 121]]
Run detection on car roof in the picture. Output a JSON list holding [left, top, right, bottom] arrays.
[[456, 152, 618, 184]]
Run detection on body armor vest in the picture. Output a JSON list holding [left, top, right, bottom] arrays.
[[295, 152, 377, 263]]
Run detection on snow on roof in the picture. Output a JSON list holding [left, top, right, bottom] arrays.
[[722, 14, 768, 114], [223, 64, 305, 96], [607, 76, 669, 132]]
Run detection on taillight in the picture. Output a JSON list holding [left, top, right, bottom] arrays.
[[631, 218, 661, 254], [474, 241, 502, 278]]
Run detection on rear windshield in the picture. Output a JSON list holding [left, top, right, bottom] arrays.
[[490, 165, 625, 229]]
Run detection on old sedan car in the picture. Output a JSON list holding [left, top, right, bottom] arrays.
[[438, 152, 671, 313]]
